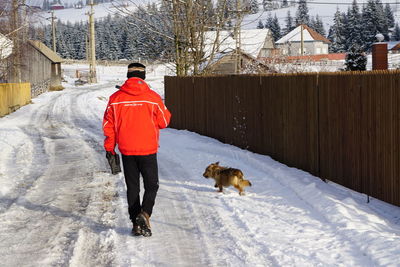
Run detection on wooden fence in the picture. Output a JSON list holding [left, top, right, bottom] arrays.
[[165, 70, 400, 207], [0, 83, 31, 117]]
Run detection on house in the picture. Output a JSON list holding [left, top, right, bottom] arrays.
[[202, 50, 270, 75], [203, 28, 276, 59], [6, 40, 63, 97], [275, 24, 331, 56], [388, 41, 400, 53], [201, 28, 275, 74], [50, 0, 64, 10]]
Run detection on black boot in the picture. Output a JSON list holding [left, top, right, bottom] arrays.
[[131, 223, 142, 236], [136, 211, 152, 237]]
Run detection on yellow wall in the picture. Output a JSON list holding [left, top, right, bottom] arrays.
[[0, 83, 31, 117]]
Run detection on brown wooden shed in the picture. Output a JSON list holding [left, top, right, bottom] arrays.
[[25, 40, 63, 97]]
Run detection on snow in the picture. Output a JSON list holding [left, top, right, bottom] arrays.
[[33, 0, 156, 25], [204, 28, 272, 58], [242, 0, 400, 32], [1, 62, 400, 266]]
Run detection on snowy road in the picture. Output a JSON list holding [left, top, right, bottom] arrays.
[[1, 67, 400, 267]]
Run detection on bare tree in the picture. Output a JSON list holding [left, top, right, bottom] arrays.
[[0, 0, 31, 82], [112, 0, 233, 76]]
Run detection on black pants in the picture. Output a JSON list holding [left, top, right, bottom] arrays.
[[121, 153, 159, 222]]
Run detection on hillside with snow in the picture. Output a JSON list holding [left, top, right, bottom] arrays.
[[30, 0, 400, 33]]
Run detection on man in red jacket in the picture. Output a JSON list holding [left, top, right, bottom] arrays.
[[102, 62, 171, 237]]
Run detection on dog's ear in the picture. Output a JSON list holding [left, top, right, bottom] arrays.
[[215, 161, 219, 165]]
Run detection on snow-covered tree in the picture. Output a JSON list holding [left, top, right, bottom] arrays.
[[295, 0, 309, 26], [385, 3, 395, 28], [345, 46, 367, 71], [393, 23, 400, 41], [283, 10, 295, 35], [328, 9, 347, 53], [345, 0, 363, 51], [248, 0, 259, 14], [310, 15, 325, 36], [270, 14, 281, 41]]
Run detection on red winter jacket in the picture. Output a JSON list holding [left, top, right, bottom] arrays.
[[102, 77, 171, 155]]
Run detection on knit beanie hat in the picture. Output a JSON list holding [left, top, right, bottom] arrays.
[[127, 62, 146, 80]]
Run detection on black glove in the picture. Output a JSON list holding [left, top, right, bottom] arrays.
[[106, 151, 122, 175]]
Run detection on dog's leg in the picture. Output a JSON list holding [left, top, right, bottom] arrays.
[[218, 185, 223, 193], [234, 185, 244, 195]]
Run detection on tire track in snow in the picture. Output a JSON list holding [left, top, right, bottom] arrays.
[[0, 83, 118, 266]]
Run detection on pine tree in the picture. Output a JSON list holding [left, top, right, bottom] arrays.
[[345, 0, 363, 51], [393, 23, 400, 41], [345, 46, 367, 71], [295, 0, 309, 26], [270, 14, 281, 41], [384, 3, 395, 28], [249, 0, 259, 14], [312, 15, 325, 36], [328, 9, 347, 53], [361, 0, 389, 50], [375, 0, 389, 40], [284, 10, 294, 35]]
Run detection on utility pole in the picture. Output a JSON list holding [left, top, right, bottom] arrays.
[[50, 11, 57, 52], [233, 0, 245, 74], [87, 0, 97, 83], [300, 24, 304, 55]]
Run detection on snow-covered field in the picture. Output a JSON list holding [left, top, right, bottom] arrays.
[[1, 63, 400, 266]]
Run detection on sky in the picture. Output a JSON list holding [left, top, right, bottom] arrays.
[[0, 63, 400, 266]]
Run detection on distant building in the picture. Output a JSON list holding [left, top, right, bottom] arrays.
[[388, 41, 400, 53], [202, 51, 270, 75], [50, 0, 64, 10], [201, 28, 275, 74], [275, 25, 331, 56], [6, 41, 63, 97], [203, 28, 276, 59]]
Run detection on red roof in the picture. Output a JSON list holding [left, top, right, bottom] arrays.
[[301, 24, 332, 44], [285, 53, 346, 62]]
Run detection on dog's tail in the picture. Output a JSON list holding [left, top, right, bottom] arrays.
[[240, 179, 252, 187]]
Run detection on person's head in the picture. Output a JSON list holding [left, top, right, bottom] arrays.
[[127, 62, 146, 80]]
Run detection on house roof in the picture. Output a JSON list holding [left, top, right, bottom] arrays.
[[28, 40, 63, 63], [388, 41, 400, 50], [203, 28, 273, 58], [0, 33, 13, 60], [276, 24, 331, 44], [284, 53, 346, 61]]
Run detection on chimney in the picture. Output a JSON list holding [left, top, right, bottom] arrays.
[[372, 42, 388, 70]]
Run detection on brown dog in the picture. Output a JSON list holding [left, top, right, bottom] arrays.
[[203, 162, 252, 195]]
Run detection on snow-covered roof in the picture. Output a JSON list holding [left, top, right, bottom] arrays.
[[276, 24, 331, 44], [203, 28, 272, 58], [28, 40, 63, 63], [0, 33, 13, 60], [387, 41, 400, 50]]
